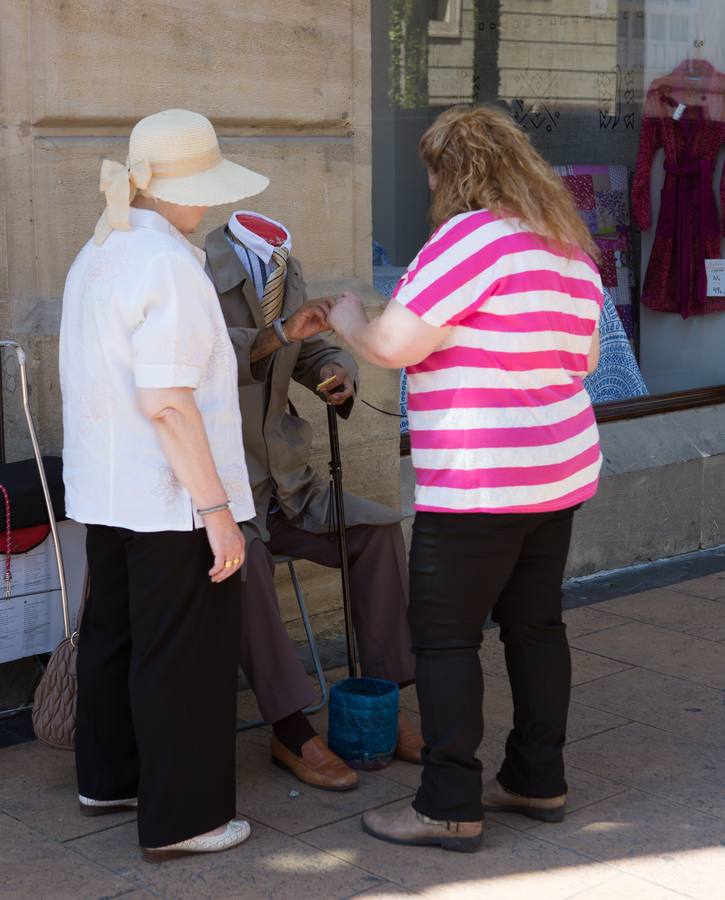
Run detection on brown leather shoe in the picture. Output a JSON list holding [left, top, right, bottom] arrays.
[[271, 736, 359, 792], [362, 803, 482, 853], [481, 777, 567, 823], [396, 713, 424, 765]]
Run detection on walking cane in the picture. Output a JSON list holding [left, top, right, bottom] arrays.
[[326, 401, 358, 678]]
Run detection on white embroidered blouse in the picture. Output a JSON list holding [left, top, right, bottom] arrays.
[[59, 208, 255, 532]]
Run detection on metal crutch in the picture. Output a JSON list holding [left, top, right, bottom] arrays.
[[0, 341, 70, 638]]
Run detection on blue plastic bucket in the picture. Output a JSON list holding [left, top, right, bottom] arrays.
[[327, 677, 399, 770]]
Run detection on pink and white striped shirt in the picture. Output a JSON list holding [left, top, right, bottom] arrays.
[[393, 209, 604, 514]]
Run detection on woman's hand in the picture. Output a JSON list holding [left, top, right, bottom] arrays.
[[204, 508, 246, 583], [327, 292, 369, 338]]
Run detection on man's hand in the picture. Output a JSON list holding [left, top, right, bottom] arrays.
[[327, 291, 369, 340], [284, 297, 335, 342], [317, 362, 354, 406]]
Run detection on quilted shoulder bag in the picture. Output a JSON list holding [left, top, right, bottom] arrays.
[[32, 621, 81, 750], [32, 576, 86, 751]]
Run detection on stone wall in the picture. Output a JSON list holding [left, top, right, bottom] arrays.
[[0, 1, 401, 695]]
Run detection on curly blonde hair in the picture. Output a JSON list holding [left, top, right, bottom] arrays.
[[419, 105, 598, 261]]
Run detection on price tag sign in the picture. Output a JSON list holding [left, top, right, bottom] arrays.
[[705, 260, 725, 298]]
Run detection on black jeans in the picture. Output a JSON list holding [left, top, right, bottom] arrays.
[[75, 525, 241, 848], [408, 507, 577, 823]]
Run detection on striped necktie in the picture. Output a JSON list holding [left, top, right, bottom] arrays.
[[261, 246, 289, 325]]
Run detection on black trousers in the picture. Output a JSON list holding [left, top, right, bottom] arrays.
[[75, 525, 241, 848], [408, 507, 576, 823]]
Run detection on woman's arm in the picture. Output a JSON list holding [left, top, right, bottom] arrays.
[[327, 292, 450, 369], [586, 328, 600, 375], [137, 386, 245, 583]]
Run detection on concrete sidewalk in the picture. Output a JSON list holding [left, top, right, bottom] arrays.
[[1, 567, 724, 899]]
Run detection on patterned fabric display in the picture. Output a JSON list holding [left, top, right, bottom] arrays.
[[554, 164, 636, 345], [375, 259, 648, 430], [373, 169, 649, 440], [374, 265, 410, 434], [584, 292, 648, 403]]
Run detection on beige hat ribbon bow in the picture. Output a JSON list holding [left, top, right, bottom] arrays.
[[93, 158, 153, 245]]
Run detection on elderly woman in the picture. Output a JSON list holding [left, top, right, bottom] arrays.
[[328, 105, 602, 852], [59, 110, 283, 862]]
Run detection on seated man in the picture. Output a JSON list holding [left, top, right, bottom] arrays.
[[205, 210, 422, 790]]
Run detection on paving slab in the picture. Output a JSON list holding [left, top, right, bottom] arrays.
[[341, 887, 417, 898], [69, 819, 389, 900], [1, 812, 135, 900], [667, 573, 725, 601], [0, 740, 137, 842], [565, 722, 725, 820], [570, 622, 725, 690], [592, 588, 725, 641], [562, 606, 627, 640], [563, 872, 693, 899], [525, 789, 725, 900], [3, 570, 725, 898], [302, 800, 617, 899], [572, 667, 725, 747], [0, 737, 74, 782], [235, 729, 413, 837]]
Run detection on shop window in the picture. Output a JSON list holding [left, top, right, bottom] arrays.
[[428, 0, 462, 37], [371, 0, 725, 441], [669, 16, 690, 43], [651, 13, 666, 41]]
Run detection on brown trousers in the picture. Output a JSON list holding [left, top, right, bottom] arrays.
[[240, 512, 415, 724]]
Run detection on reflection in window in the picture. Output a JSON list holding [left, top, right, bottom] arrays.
[[669, 16, 690, 42], [431, 0, 449, 21], [372, 0, 725, 403], [651, 13, 666, 40]]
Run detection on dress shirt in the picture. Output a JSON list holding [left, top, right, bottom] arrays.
[[60, 208, 255, 532], [226, 211, 292, 299]]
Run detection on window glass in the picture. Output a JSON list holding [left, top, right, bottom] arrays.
[[372, 0, 725, 419]]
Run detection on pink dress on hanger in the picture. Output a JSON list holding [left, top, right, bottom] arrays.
[[632, 59, 725, 318]]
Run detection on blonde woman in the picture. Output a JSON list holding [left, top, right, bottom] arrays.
[[328, 105, 602, 852], [60, 110, 277, 861]]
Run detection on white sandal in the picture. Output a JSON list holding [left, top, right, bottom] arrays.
[[142, 819, 251, 863], [78, 794, 138, 817]]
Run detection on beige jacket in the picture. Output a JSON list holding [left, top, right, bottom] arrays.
[[204, 225, 399, 543]]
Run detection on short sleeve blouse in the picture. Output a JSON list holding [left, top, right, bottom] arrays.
[[60, 208, 255, 532]]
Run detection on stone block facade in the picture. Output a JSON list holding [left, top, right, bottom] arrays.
[[0, 2, 400, 686]]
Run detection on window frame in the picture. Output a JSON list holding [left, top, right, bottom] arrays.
[[428, 0, 462, 38]]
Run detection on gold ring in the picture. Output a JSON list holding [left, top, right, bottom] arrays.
[[224, 561, 233, 569], [233, 558, 241, 565]]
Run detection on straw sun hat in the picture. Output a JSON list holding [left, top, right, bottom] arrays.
[[94, 109, 269, 244]]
